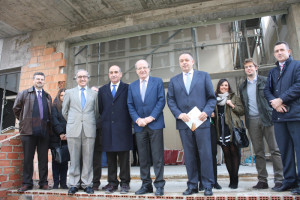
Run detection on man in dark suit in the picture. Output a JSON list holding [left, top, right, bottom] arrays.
[[167, 53, 216, 196], [13, 72, 52, 192], [264, 41, 300, 195], [98, 65, 133, 194], [127, 59, 165, 196]]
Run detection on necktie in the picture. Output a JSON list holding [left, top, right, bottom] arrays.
[[81, 88, 86, 109], [37, 91, 43, 119], [112, 85, 117, 98], [185, 73, 191, 94], [280, 64, 284, 71], [141, 80, 146, 102]]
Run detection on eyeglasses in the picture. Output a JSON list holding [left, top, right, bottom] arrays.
[[77, 76, 88, 79], [136, 66, 149, 71]]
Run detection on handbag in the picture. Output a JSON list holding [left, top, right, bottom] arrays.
[[230, 109, 249, 148], [51, 141, 70, 164]]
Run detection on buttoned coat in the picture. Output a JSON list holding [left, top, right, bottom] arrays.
[[98, 82, 133, 152]]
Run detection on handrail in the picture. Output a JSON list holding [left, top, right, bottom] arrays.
[[0, 126, 20, 144]]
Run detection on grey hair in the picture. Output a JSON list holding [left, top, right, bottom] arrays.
[[74, 69, 90, 79], [33, 72, 45, 79], [135, 59, 151, 69], [109, 65, 122, 73]]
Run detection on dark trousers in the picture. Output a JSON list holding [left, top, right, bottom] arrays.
[[93, 132, 102, 188], [198, 124, 218, 185], [274, 121, 300, 186], [106, 151, 130, 186], [21, 135, 49, 187], [136, 127, 165, 188], [179, 127, 214, 189], [51, 157, 68, 187]]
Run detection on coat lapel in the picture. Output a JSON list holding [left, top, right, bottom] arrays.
[[74, 87, 82, 109], [144, 77, 154, 102], [177, 74, 188, 95], [113, 82, 124, 102], [189, 71, 198, 94]]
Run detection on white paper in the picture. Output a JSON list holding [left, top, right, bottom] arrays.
[[185, 106, 207, 130]]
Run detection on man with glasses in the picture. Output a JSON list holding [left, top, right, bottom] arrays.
[[62, 69, 99, 194], [127, 59, 166, 196], [239, 58, 283, 190]]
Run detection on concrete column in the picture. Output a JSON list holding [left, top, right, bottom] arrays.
[[287, 3, 300, 60]]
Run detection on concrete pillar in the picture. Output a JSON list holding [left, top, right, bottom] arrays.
[[287, 3, 300, 60]]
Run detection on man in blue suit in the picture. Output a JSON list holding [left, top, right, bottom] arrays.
[[98, 65, 133, 194], [127, 59, 165, 196], [167, 53, 216, 196]]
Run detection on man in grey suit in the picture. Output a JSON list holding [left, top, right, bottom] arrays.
[[62, 69, 99, 194], [167, 53, 216, 196]]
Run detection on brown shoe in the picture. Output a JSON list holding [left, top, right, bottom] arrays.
[[18, 185, 33, 192], [253, 182, 268, 189], [39, 185, 51, 190]]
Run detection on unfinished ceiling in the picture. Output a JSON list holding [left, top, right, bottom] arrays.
[[0, 0, 299, 43]]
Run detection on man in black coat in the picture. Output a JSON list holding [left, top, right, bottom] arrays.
[[98, 65, 133, 194]]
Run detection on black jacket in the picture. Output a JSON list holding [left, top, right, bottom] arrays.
[[50, 105, 67, 148], [239, 75, 273, 128]]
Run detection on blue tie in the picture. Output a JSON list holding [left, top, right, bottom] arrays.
[[141, 80, 146, 102], [81, 88, 86, 109], [112, 85, 117, 98], [185, 73, 191, 94]]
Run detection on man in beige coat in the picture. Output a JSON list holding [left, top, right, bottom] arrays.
[[62, 69, 99, 194]]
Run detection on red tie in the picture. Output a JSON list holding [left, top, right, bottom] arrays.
[[280, 64, 284, 71]]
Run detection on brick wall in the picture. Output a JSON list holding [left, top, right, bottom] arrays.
[[0, 45, 67, 199]]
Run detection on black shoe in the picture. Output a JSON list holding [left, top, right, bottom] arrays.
[[105, 185, 118, 194], [272, 184, 296, 192], [53, 185, 59, 189], [102, 184, 111, 190], [68, 187, 78, 194], [61, 185, 68, 189], [135, 186, 153, 195], [199, 183, 204, 191], [214, 182, 222, 189], [204, 188, 213, 196], [84, 186, 94, 194], [39, 185, 51, 190], [230, 183, 238, 189], [272, 182, 282, 190], [120, 185, 130, 194], [18, 185, 33, 192], [253, 181, 269, 189], [291, 187, 300, 195], [155, 187, 164, 196], [183, 188, 198, 195]]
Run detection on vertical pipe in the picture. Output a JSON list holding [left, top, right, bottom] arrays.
[[0, 75, 7, 133], [191, 28, 200, 70]]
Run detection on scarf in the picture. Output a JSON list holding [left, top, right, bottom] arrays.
[[217, 92, 229, 106]]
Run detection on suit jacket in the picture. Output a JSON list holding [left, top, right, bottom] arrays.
[[127, 76, 165, 133], [167, 70, 217, 130], [62, 86, 99, 138], [98, 81, 133, 152]]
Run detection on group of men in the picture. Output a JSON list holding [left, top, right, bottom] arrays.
[[13, 41, 300, 196]]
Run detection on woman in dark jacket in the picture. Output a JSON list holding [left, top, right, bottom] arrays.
[[50, 88, 68, 189], [213, 79, 244, 189]]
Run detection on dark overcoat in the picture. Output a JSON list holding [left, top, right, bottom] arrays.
[[98, 81, 133, 152]]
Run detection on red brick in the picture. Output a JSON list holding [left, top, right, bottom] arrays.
[[52, 52, 63, 60], [5, 196, 19, 200], [3, 167, 15, 174], [0, 160, 11, 166], [13, 146, 23, 152], [1, 180, 14, 188], [0, 135, 8, 140], [7, 153, 19, 159], [11, 160, 22, 166], [9, 174, 21, 181], [9, 139, 21, 146], [0, 153, 6, 159], [39, 55, 52, 63], [32, 49, 44, 57], [48, 196, 63, 200], [0, 175, 7, 182], [29, 57, 38, 64], [13, 180, 22, 187], [54, 59, 66, 67], [30, 45, 46, 51], [19, 153, 24, 159], [54, 74, 67, 82], [44, 47, 55, 55], [0, 190, 7, 198], [45, 61, 55, 68], [1, 146, 12, 152], [62, 197, 77, 200]]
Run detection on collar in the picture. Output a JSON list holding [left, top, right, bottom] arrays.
[[182, 69, 194, 76], [247, 75, 257, 84], [140, 76, 149, 83], [111, 81, 120, 88], [78, 85, 88, 90]]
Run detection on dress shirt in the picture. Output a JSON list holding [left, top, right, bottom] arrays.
[[35, 88, 43, 97], [110, 81, 120, 92], [140, 76, 149, 95], [78, 85, 87, 103], [182, 69, 194, 84]]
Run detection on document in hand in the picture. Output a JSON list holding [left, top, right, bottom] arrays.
[[185, 106, 207, 131]]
